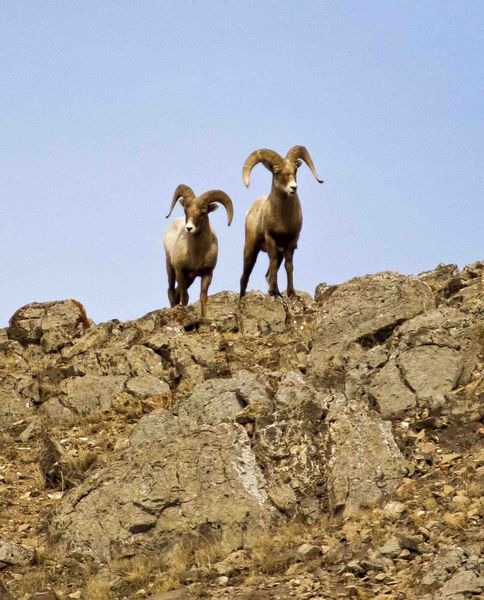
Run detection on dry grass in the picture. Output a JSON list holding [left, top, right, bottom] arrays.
[[103, 535, 231, 596], [423, 497, 438, 511], [67, 448, 98, 473], [408, 511, 427, 529], [112, 392, 143, 419], [192, 537, 228, 570], [249, 520, 324, 575], [443, 512, 466, 530], [30, 539, 57, 566], [13, 569, 49, 594], [0, 431, 18, 460], [84, 574, 113, 600], [108, 542, 192, 595], [31, 463, 47, 490], [113, 554, 158, 589], [142, 392, 173, 413], [396, 479, 418, 501], [152, 544, 192, 592], [243, 573, 266, 587]]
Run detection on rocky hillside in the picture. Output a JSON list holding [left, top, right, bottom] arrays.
[[0, 262, 482, 600]]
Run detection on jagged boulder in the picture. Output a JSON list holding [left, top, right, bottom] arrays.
[[51, 420, 273, 560], [238, 292, 288, 335], [326, 392, 407, 513], [252, 373, 329, 518], [309, 272, 434, 382], [7, 300, 90, 349], [177, 370, 271, 426], [0, 389, 35, 429], [365, 307, 482, 416]]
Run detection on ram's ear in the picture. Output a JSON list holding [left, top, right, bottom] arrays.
[[207, 204, 219, 213]]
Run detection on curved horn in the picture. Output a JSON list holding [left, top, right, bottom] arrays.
[[166, 184, 196, 218], [198, 190, 234, 226], [242, 149, 284, 188], [286, 146, 324, 183]]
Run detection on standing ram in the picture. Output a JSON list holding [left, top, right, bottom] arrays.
[[164, 184, 234, 317], [240, 146, 323, 298]]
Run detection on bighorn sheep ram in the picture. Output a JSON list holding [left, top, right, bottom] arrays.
[[240, 146, 323, 298], [164, 184, 234, 317]]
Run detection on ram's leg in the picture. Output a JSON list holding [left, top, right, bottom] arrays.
[[240, 241, 260, 298], [199, 271, 213, 318], [265, 253, 284, 285], [284, 242, 297, 297], [176, 271, 195, 307], [166, 259, 178, 307], [266, 236, 282, 297]]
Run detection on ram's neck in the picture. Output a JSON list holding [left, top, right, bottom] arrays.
[[269, 185, 301, 218], [187, 223, 214, 251]]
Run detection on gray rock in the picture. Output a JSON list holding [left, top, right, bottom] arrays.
[[314, 282, 338, 304], [378, 536, 401, 558], [441, 570, 484, 596], [18, 416, 43, 442], [0, 389, 34, 429], [195, 290, 240, 332], [30, 591, 58, 600], [0, 540, 35, 565], [239, 292, 287, 335], [399, 345, 464, 398], [418, 263, 460, 295], [397, 533, 420, 552], [297, 543, 321, 560], [40, 398, 75, 423], [327, 393, 407, 514], [367, 359, 416, 417], [178, 370, 271, 427], [169, 333, 229, 389], [8, 299, 90, 345], [125, 375, 170, 399], [51, 423, 273, 560], [59, 374, 127, 417], [253, 388, 329, 518], [146, 589, 193, 600], [394, 308, 480, 396], [309, 272, 434, 380], [61, 323, 111, 359], [447, 281, 484, 315], [276, 371, 327, 412], [125, 345, 166, 378], [2, 263, 481, 586], [129, 408, 181, 446], [382, 501, 407, 520]]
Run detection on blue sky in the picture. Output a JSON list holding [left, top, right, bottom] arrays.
[[1, 1, 482, 326]]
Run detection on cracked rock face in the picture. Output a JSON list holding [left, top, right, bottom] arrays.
[[326, 393, 407, 513], [309, 272, 434, 382], [1, 261, 482, 566], [365, 307, 481, 417], [51, 421, 273, 560]]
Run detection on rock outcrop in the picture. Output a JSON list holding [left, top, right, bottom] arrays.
[[0, 261, 482, 599]]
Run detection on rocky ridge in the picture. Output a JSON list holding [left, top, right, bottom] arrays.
[[0, 261, 482, 599]]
